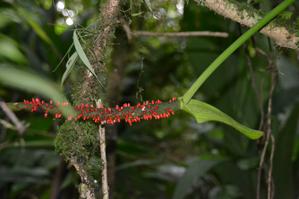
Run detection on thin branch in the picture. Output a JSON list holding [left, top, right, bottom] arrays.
[[0, 100, 26, 135], [133, 31, 229, 38], [256, 127, 270, 199], [99, 126, 109, 199], [256, 53, 277, 199], [122, 23, 228, 41], [195, 0, 299, 50], [268, 135, 275, 199], [265, 57, 277, 199]]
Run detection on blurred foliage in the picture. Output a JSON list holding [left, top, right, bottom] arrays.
[[0, 0, 299, 199]]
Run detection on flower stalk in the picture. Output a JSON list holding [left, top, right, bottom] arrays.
[[17, 97, 178, 126]]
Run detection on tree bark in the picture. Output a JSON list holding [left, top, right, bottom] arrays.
[[195, 0, 299, 50], [66, 0, 121, 198]]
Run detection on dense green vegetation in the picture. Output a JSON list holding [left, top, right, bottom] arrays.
[[0, 0, 299, 198]]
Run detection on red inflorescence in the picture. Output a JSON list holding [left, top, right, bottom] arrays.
[[19, 97, 177, 126]]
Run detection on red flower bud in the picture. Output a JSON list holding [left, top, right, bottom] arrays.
[[19, 97, 178, 126]]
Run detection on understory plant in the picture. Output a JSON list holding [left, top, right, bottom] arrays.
[[0, 0, 295, 198], [14, 0, 294, 137]]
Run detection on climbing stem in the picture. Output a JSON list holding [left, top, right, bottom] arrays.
[[182, 0, 295, 104]]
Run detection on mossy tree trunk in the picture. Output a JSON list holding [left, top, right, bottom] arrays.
[[55, 0, 121, 198]]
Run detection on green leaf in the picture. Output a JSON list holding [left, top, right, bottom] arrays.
[[279, 11, 293, 20], [73, 30, 104, 88], [172, 158, 219, 199], [0, 65, 75, 117], [182, 0, 295, 103], [180, 99, 263, 139], [52, 43, 74, 72], [0, 34, 27, 63], [61, 52, 78, 86], [73, 30, 95, 74], [131, 12, 143, 17], [0, 8, 20, 28], [16, 7, 52, 45], [273, 102, 299, 199]]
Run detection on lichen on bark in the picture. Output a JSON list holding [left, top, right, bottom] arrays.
[[195, 0, 299, 50], [54, 0, 121, 198]]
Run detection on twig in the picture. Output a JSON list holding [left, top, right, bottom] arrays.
[[267, 135, 275, 199], [256, 54, 277, 199], [264, 52, 276, 199], [99, 126, 109, 199], [0, 100, 26, 135], [132, 31, 229, 38], [122, 23, 228, 41], [265, 57, 277, 199], [256, 127, 270, 199], [195, 0, 299, 50]]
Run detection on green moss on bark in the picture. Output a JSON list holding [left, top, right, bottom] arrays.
[[55, 121, 101, 180]]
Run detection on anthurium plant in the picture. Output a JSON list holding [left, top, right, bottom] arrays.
[[7, 0, 295, 141]]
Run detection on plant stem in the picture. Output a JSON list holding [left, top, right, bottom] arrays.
[[99, 126, 109, 199], [182, 0, 295, 104]]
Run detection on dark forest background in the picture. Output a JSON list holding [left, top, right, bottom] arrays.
[[0, 0, 299, 198]]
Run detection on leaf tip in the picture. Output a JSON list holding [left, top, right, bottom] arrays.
[[249, 130, 264, 140]]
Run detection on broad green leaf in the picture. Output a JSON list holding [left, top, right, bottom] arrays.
[[0, 65, 75, 117], [273, 102, 299, 199], [16, 7, 52, 45], [182, 0, 295, 103], [0, 34, 27, 63], [61, 52, 78, 86], [0, 8, 20, 28], [73, 30, 104, 88], [180, 99, 263, 139], [172, 158, 219, 199]]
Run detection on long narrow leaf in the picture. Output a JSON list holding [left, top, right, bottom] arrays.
[[61, 52, 78, 86], [0, 65, 75, 117], [144, 0, 153, 12], [0, 34, 27, 63], [73, 30, 104, 88], [181, 99, 263, 139], [16, 7, 52, 45], [53, 43, 74, 72]]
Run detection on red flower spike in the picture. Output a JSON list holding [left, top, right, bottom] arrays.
[[19, 97, 178, 126]]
